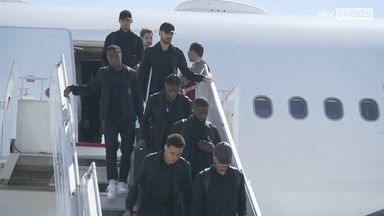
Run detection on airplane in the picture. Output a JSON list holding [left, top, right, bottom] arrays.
[[0, 0, 384, 215]]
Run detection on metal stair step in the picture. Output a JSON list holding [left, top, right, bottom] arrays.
[[99, 192, 127, 211]]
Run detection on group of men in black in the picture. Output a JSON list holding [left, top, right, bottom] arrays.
[[64, 9, 246, 216]]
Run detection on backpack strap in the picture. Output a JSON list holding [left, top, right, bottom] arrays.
[[132, 34, 138, 64], [202, 167, 211, 198], [124, 66, 133, 83], [234, 168, 244, 192], [204, 122, 215, 142], [180, 118, 188, 136], [172, 47, 179, 74], [110, 31, 118, 45]]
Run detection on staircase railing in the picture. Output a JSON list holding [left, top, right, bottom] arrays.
[[50, 55, 83, 216], [79, 162, 102, 216], [0, 60, 19, 162], [196, 79, 262, 216]]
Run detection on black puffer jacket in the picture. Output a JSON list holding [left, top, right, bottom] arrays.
[[126, 151, 193, 216], [70, 65, 143, 121], [139, 90, 191, 152]]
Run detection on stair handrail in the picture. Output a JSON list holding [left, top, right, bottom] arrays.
[[80, 162, 102, 216], [1, 60, 19, 162], [50, 55, 82, 216], [196, 75, 262, 216]]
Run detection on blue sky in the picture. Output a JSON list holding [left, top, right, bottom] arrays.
[[30, 0, 384, 17]]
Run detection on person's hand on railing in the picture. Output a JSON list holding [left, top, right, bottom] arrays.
[[123, 209, 132, 216], [63, 86, 72, 97], [203, 75, 214, 82], [136, 139, 146, 149]]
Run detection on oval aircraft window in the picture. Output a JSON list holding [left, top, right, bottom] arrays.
[[359, 99, 379, 121], [324, 98, 343, 120], [253, 96, 273, 118], [289, 97, 308, 119]]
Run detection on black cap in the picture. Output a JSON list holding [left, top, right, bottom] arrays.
[[119, 10, 132, 20], [160, 22, 175, 33], [213, 142, 233, 165]]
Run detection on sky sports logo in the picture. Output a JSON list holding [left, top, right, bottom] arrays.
[[317, 8, 374, 20]]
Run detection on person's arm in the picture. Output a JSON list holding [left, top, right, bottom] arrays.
[[198, 125, 220, 153], [130, 70, 144, 122], [167, 121, 183, 137], [64, 70, 102, 97], [183, 162, 193, 214], [237, 172, 247, 216], [123, 209, 132, 216], [138, 48, 152, 100], [138, 95, 154, 149], [190, 172, 204, 216], [176, 49, 205, 82], [201, 62, 211, 76], [213, 127, 222, 144], [136, 36, 144, 64], [183, 96, 192, 117], [101, 33, 113, 66], [125, 156, 148, 211]]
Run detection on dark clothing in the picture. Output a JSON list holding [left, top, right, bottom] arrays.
[[70, 65, 143, 121], [70, 65, 143, 182], [149, 154, 175, 216], [79, 61, 102, 142], [102, 118, 135, 182], [168, 116, 221, 178], [101, 29, 144, 68], [126, 151, 193, 216], [165, 99, 178, 129], [191, 166, 247, 216], [108, 68, 123, 118], [139, 42, 205, 98], [139, 91, 191, 152]]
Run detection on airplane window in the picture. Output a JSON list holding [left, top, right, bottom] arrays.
[[253, 96, 273, 118], [289, 97, 307, 119], [360, 99, 379, 121], [324, 98, 343, 120]]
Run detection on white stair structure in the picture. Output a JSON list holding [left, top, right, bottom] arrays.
[[0, 26, 261, 216]]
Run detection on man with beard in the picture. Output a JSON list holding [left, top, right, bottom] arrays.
[[140, 27, 153, 49], [168, 97, 221, 179], [139, 22, 211, 101]]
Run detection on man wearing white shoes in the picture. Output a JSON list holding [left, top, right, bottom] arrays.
[[64, 45, 143, 199]]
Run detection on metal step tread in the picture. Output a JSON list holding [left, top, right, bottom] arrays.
[[100, 191, 127, 211]]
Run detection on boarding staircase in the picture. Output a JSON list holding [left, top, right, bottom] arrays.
[[74, 65, 262, 216], [77, 155, 126, 216], [0, 55, 261, 216]]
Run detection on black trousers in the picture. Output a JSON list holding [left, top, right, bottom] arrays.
[[102, 117, 135, 182]]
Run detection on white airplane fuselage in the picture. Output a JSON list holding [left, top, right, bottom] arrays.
[[1, 3, 384, 216]]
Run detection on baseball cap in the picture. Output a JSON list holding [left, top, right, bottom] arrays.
[[160, 22, 175, 34], [119, 10, 132, 20], [213, 142, 233, 165]]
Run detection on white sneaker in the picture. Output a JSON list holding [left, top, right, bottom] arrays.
[[106, 180, 117, 199], [117, 181, 129, 194]]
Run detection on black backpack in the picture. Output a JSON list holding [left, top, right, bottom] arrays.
[[202, 167, 243, 196]]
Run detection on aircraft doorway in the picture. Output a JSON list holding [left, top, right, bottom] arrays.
[[74, 45, 103, 143]]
